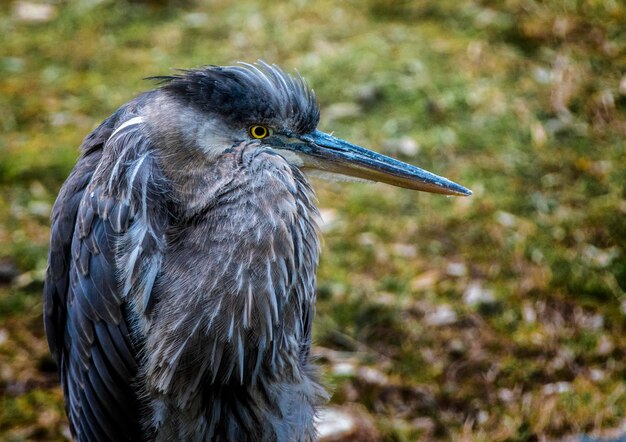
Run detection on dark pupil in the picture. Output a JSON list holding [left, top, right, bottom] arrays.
[[254, 127, 266, 137]]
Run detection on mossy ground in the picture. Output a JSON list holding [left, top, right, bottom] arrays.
[[1, 1, 625, 440]]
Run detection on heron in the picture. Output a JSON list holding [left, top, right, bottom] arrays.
[[44, 62, 471, 441]]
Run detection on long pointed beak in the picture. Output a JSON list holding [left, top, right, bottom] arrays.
[[291, 130, 471, 196]]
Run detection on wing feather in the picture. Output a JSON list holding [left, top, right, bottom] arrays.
[[93, 322, 134, 380], [90, 346, 130, 408], [85, 367, 128, 428]]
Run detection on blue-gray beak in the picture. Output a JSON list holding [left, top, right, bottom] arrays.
[[284, 130, 471, 196]]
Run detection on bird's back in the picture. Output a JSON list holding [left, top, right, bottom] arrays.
[[44, 101, 154, 441]]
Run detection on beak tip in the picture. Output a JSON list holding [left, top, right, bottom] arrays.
[[440, 180, 472, 197]]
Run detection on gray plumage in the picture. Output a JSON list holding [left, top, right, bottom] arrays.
[[44, 62, 471, 442]]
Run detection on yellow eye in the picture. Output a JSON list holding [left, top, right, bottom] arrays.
[[250, 125, 272, 139]]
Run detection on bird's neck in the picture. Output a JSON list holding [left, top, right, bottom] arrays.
[[140, 142, 325, 440]]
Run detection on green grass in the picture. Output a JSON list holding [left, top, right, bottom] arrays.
[[1, 0, 625, 440]]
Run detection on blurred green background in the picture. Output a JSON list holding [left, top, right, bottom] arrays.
[[1, 0, 625, 440]]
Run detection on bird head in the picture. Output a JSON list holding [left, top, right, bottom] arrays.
[[149, 61, 471, 196]]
